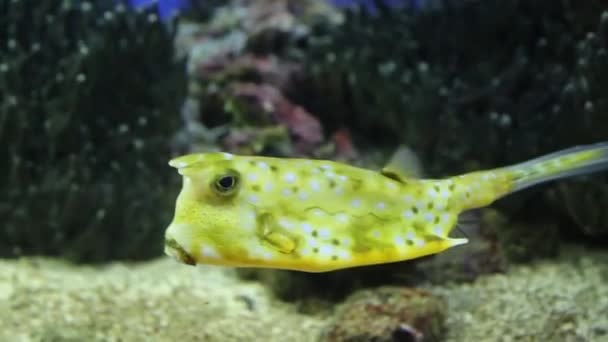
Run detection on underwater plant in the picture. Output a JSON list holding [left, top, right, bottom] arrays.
[[0, 0, 185, 262]]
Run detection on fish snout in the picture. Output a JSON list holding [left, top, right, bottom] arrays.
[[164, 224, 196, 266]]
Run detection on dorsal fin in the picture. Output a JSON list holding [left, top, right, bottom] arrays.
[[380, 145, 424, 183]]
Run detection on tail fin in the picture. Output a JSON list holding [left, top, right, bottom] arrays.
[[446, 142, 608, 212], [506, 142, 608, 193]]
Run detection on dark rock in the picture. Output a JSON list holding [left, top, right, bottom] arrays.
[[321, 287, 446, 342]]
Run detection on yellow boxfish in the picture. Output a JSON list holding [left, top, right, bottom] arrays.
[[164, 142, 608, 272]]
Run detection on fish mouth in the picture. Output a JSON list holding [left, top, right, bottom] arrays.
[[164, 237, 196, 266]]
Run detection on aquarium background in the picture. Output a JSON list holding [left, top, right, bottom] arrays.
[[1, 0, 607, 341]]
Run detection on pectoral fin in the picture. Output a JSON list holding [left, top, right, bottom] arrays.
[[257, 213, 297, 254]]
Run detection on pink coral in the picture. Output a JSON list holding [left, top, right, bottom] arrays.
[[232, 83, 323, 154]]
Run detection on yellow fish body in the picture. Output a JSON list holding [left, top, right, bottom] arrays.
[[164, 142, 608, 272]]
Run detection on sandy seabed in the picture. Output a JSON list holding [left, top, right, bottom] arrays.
[[1, 245, 606, 342]]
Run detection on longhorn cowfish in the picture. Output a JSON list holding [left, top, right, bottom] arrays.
[[164, 142, 608, 272]]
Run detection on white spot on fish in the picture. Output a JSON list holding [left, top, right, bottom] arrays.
[[321, 164, 332, 170], [282, 188, 292, 196], [394, 236, 405, 246], [403, 210, 414, 219], [334, 187, 344, 195], [403, 195, 413, 203], [222, 152, 233, 160], [240, 212, 256, 231], [248, 195, 259, 203], [342, 238, 351, 246], [351, 199, 362, 207], [284, 172, 297, 183], [386, 181, 397, 190], [264, 183, 273, 192], [247, 174, 257, 181], [300, 247, 311, 256], [279, 218, 294, 230], [338, 175, 347, 182], [312, 209, 324, 216], [262, 251, 273, 260], [201, 246, 219, 258], [257, 161, 268, 169], [325, 171, 336, 178], [250, 245, 265, 258], [427, 189, 436, 197], [376, 202, 386, 210], [338, 250, 351, 260], [424, 213, 434, 222], [301, 223, 313, 234], [442, 213, 451, 222], [441, 190, 450, 198], [319, 245, 333, 256], [336, 213, 349, 223], [298, 191, 309, 200], [372, 230, 381, 238], [415, 238, 425, 247], [319, 228, 330, 238], [406, 231, 415, 240], [433, 226, 443, 236], [309, 180, 321, 192]]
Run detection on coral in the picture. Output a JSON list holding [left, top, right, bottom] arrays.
[[321, 286, 447, 342], [0, 0, 185, 262], [229, 82, 324, 154], [172, 0, 343, 157], [330, 127, 359, 162]]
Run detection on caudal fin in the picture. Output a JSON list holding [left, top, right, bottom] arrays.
[[506, 142, 608, 193]]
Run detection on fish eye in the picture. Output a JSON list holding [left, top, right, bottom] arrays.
[[213, 171, 240, 195], [218, 175, 235, 189]]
